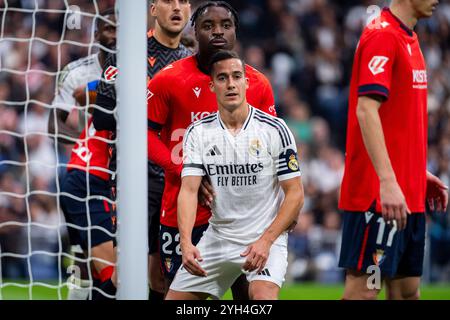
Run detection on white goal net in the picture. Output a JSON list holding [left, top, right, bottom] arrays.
[[0, 0, 145, 300]]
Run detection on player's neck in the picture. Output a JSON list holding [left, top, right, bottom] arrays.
[[219, 103, 249, 135], [196, 52, 213, 75], [389, 3, 418, 30], [98, 50, 107, 68], [153, 26, 181, 49]]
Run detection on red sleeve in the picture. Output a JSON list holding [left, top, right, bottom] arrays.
[[147, 73, 170, 129], [357, 32, 397, 100], [147, 129, 182, 176], [259, 73, 277, 117]]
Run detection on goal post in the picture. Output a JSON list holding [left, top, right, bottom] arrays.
[[116, 0, 148, 300]]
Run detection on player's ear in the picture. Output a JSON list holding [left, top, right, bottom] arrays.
[[209, 80, 215, 93], [150, 3, 157, 17], [245, 77, 249, 90]]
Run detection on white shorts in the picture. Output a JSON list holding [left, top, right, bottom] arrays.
[[169, 227, 288, 299]]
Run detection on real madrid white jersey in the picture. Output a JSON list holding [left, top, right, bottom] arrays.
[[52, 53, 102, 112], [182, 105, 301, 245]]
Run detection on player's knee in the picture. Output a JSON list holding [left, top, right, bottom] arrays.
[[249, 290, 278, 300], [343, 287, 379, 300], [401, 289, 420, 300], [249, 283, 279, 300]]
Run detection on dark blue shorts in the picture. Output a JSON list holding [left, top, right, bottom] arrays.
[[159, 223, 209, 280], [60, 169, 116, 251], [338, 209, 425, 278]]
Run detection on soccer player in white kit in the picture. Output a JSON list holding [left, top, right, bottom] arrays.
[[166, 50, 304, 300]]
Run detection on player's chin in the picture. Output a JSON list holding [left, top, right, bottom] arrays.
[[221, 100, 240, 110], [166, 24, 185, 34], [209, 43, 232, 52], [421, 6, 437, 17], [420, 10, 434, 17]]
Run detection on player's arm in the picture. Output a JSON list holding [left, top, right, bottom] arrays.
[[93, 55, 117, 131], [242, 178, 303, 273], [93, 91, 116, 131], [242, 121, 303, 273], [177, 175, 207, 277], [48, 70, 81, 143], [147, 128, 182, 175], [147, 75, 183, 175], [356, 31, 409, 230], [426, 171, 449, 212], [48, 109, 81, 144], [177, 126, 207, 277], [357, 96, 409, 230]]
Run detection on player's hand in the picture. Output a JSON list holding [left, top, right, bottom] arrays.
[[240, 238, 271, 273], [181, 243, 207, 277], [198, 175, 215, 208], [380, 178, 410, 231], [73, 85, 88, 105], [426, 171, 449, 213]]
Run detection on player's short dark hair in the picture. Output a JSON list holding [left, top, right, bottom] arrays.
[[209, 50, 245, 75], [96, 8, 116, 30], [191, 1, 239, 31]]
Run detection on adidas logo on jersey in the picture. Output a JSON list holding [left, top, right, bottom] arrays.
[[206, 145, 222, 156], [257, 269, 271, 276]]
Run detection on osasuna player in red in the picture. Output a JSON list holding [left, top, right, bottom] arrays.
[[147, 1, 276, 298], [60, 89, 117, 301], [339, 0, 448, 300]]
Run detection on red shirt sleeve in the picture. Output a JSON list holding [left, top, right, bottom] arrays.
[[258, 73, 277, 117], [357, 31, 397, 100], [147, 73, 170, 129], [147, 129, 182, 176]]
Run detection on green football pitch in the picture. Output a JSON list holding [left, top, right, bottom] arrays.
[[1, 282, 450, 300]]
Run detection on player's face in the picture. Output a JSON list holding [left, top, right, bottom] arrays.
[[96, 15, 116, 50], [151, 0, 191, 35], [195, 6, 236, 53], [210, 58, 248, 111], [411, 0, 439, 18]]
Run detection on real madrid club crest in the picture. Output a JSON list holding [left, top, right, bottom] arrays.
[[249, 139, 262, 157], [373, 249, 385, 266], [288, 154, 299, 171]]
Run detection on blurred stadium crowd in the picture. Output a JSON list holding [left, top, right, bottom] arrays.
[[0, 0, 450, 284]]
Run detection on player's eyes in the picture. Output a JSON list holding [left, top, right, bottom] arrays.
[[223, 23, 232, 29], [203, 24, 212, 30]]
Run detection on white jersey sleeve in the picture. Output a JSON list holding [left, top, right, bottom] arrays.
[[52, 64, 77, 112], [181, 124, 205, 177], [273, 118, 301, 181], [51, 54, 102, 113]]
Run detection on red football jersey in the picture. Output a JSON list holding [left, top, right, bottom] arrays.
[[339, 8, 428, 213], [67, 118, 113, 181], [148, 55, 276, 227]]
